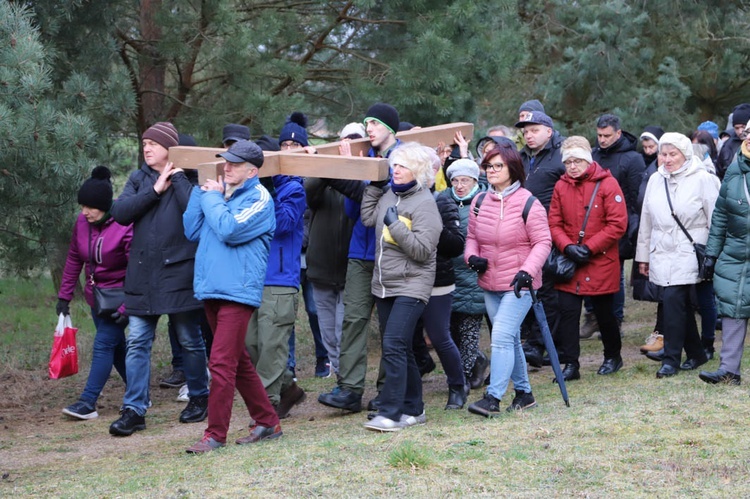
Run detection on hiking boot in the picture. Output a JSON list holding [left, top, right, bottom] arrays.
[[276, 381, 306, 419], [62, 400, 98, 420], [445, 384, 468, 410], [364, 415, 402, 432], [468, 393, 501, 418], [399, 411, 426, 427], [186, 436, 225, 454], [580, 312, 599, 339], [109, 408, 146, 436], [317, 386, 362, 412], [236, 424, 283, 444], [699, 369, 741, 385], [468, 351, 489, 389], [639, 332, 664, 353], [506, 390, 537, 412], [160, 369, 186, 388], [315, 357, 331, 378], [179, 395, 208, 423]]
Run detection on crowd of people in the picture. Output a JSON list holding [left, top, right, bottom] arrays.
[[55, 98, 750, 452]]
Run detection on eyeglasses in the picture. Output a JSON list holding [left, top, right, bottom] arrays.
[[563, 158, 587, 167], [280, 141, 302, 150], [481, 162, 505, 172], [450, 178, 476, 187]]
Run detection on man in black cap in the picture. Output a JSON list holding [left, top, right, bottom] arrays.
[[222, 124, 251, 148], [717, 103, 750, 179], [515, 110, 567, 374]]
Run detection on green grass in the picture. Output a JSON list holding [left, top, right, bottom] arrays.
[[1, 273, 750, 496]]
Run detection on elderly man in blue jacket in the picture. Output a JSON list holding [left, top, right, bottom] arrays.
[[183, 140, 282, 453]]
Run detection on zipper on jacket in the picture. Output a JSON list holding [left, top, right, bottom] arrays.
[[279, 247, 284, 273]]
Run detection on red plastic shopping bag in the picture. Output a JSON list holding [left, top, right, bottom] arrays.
[[48, 313, 79, 379]]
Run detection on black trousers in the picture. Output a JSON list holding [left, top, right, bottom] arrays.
[[556, 291, 621, 364], [522, 272, 559, 351], [661, 285, 704, 368]]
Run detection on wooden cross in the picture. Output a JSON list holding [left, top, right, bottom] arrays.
[[168, 122, 474, 184]]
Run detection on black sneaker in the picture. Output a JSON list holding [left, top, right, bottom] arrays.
[[160, 369, 186, 388], [506, 390, 537, 412], [179, 395, 208, 423], [109, 408, 146, 436], [62, 400, 98, 420], [317, 386, 362, 412], [315, 357, 331, 378], [468, 393, 501, 418]]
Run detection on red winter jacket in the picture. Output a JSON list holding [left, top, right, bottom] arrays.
[[548, 162, 627, 295], [465, 185, 551, 292]]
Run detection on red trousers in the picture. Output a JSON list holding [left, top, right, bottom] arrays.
[[203, 300, 279, 443]]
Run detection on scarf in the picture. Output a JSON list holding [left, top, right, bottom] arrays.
[[391, 179, 417, 193], [452, 184, 479, 202]]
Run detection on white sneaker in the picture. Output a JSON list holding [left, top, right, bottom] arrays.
[[364, 415, 402, 432], [399, 411, 427, 427], [176, 384, 189, 402]]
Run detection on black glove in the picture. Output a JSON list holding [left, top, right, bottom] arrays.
[[468, 255, 489, 274], [111, 311, 129, 326], [383, 205, 399, 226], [56, 299, 70, 316], [510, 270, 533, 298], [564, 244, 592, 265], [701, 256, 716, 281], [370, 172, 391, 189]]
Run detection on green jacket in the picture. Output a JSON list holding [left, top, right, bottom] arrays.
[[706, 152, 750, 318]]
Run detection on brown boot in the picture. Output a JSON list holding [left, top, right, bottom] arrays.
[[639, 332, 664, 353], [276, 381, 306, 419]]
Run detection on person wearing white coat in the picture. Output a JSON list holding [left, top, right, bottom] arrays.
[[636, 132, 720, 378]]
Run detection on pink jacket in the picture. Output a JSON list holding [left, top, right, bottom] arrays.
[[465, 186, 551, 292]]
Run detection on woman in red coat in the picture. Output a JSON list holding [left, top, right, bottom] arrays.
[[548, 136, 627, 380]]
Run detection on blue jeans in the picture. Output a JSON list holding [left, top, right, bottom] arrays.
[[123, 310, 208, 415], [376, 296, 426, 421], [80, 309, 128, 406], [485, 290, 532, 400]]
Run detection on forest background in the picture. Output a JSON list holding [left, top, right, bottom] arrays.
[[2, 0, 750, 277]]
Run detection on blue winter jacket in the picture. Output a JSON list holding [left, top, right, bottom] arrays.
[[183, 176, 275, 308], [265, 175, 306, 287]]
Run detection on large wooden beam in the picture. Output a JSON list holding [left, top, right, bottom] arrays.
[[168, 122, 474, 183]]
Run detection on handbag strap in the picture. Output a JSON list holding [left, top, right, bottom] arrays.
[[663, 176, 694, 244], [577, 181, 602, 244]]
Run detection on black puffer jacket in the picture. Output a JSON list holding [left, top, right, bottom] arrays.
[[519, 130, 566, 210], [592, 130, 646, 259], [717, 134, 742, 180], [305, 178, 354, 289], [433, 192, 465, 287], [111, 165, 201, 315]]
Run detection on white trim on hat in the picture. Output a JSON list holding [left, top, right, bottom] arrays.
[[640, 132, 659, 144]]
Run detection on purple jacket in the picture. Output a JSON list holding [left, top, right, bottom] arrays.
[[58, 213, 133, 308]]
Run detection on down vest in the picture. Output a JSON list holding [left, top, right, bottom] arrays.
[[361, 183, 442, 303], [465, 185, 551, 292], [706, 152, 750, 318], [636, 159, 719, 287], [549, 162, 627, 295], [111, 165, 200, 315]]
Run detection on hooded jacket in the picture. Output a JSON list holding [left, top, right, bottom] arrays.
[[519, 130, 566, 210], [706, 151, 750, 318], [465, 184, 551, 293], [592, 130, 646, 259], [717, 133, 742, 180], [433, 193, 465, 287], [636, 159, 719, 287], [58, 214, 133, 308], [443, 186, 487, 316], [264, 175, 305, 288], [361, 183, 442, 303], [183, 176, 275, 308], [549, 162, 627, 295], [111, 165, 201, 315]]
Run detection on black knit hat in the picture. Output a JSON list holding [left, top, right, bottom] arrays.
[[732, 103, 750, 128], [78, 166, 113, 211], [364, 103, 400, 135]]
